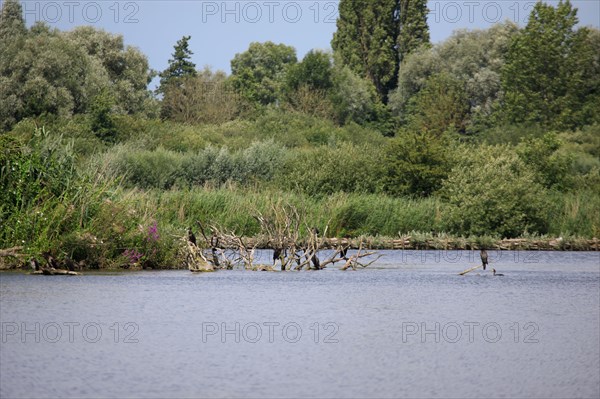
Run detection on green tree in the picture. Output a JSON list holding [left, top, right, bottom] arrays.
[[89, 88, 117, 143], [284, 50, 333, 92], [1, 17, 153, 131], [389, 22, 518, 128], [158, 36, 197, 93], [516, 133, 573, 190], [441, 146, 549, 237], [230, 41, 297, 106], [383, 130, 450, 196], [160, 68, 243, 124], [405, 73, 470, 136], [330, 63, 378, 125], [0, 0, 26, 41], [502, 0, 599, 129], [67, 26, 154, 114], [332, 0, 429, 101], [282, 50, 335, 119], [0, 0, 27, 130], [397, 0, 430, 65], [332, 0, 399, 101]]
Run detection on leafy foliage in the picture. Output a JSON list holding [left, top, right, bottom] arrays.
[[157, 35, 197, 94], [502, 1, 600, 129], [441, 146, 550, 238], [384, 130, 450, 196], [0, 13, 153, 131], [397, 0, 430, 64], [230, 41, 297, 106], [332, 0, 398, 100], [160, 68, 245, 123]]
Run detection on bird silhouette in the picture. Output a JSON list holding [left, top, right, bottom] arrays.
[[480, 249, 488, 271], [187, 228, 197, 246]]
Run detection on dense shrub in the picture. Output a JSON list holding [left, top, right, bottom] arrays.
[[441, 146, 550, 237], [276, 142, 385, 196]]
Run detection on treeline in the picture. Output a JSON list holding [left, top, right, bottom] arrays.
[[1, 0, 599, 268]]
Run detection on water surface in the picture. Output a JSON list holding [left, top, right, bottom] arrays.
[[1, 250, 599, 398]]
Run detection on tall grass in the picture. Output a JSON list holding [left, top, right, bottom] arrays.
[[547, 190, 600, 237]]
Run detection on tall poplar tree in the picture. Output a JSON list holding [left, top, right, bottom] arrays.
[[331, 0, 429, 102], [1, 0, 27, 130], [331, 0, 399, 101], [398, 0, 430, 64]]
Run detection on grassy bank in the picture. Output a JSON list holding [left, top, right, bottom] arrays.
[[2, 118, 599, 270], [1, 183, 598, 271]]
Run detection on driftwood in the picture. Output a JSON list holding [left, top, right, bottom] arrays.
[[31, 269, 80, 276], [254, 203, 378, 271], [0, 246, 24, 257], [458, 265, 481, 275], [184, 202, 381, 272], [28, 256, 81, 275], [182, 237, 215, 272], [339, 241, 382, 271]]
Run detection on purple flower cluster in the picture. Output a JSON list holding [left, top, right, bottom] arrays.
[[123, 248, 143, 263], [147, 221, 160, 242]]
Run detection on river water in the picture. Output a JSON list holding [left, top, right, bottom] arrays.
[[1, 250, 599, 398]]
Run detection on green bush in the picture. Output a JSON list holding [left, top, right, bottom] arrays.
[[383, 130, 451, 197], [441, 145, 550, 237], [276, 142, 385, 196]]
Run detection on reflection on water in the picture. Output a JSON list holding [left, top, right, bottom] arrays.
[[1, 251, 599, 398]]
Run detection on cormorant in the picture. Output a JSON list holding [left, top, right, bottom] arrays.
[[339, 245, 349, 260], [187, 228, 197, 246], [311, 254, 321, 270], [492, 268, 504, 276], [273, 248, 282, 264], [42, 252, 59, 269], [480, 249, 488, 271]]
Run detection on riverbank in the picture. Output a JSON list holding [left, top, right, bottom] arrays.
[[1, 235, 598, 271]]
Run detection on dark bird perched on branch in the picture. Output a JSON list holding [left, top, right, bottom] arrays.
[[273, 248, 282, 264], [42, 251, 59, 269], [339, 245, 349, 260], [480, 249, 488, 271], [311, 254, 321, 270], [187, 228, 197, 246], [310, 227, 321, 269]]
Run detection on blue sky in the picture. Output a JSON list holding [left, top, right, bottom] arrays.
[[11, 0, 600, 82]]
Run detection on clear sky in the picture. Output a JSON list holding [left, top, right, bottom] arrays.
[[10, 0, 600, 84]]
